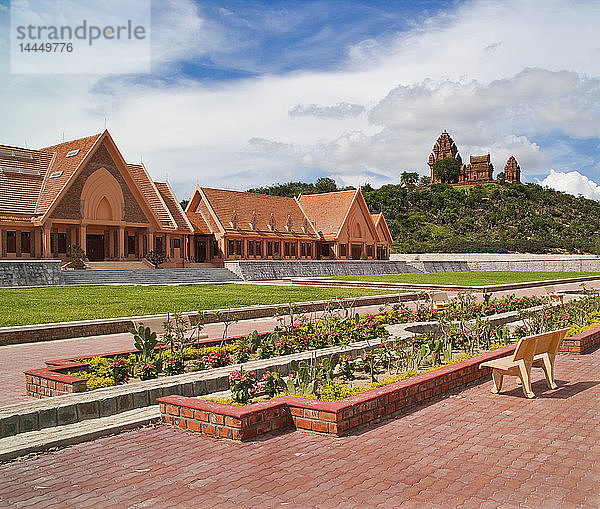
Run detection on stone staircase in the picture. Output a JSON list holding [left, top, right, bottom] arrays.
[[62, 267, 241, 285], [86, 261, 150, 270]]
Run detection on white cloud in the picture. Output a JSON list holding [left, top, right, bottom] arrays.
[[540, 170, 600, 201], [288, 102, 365, 119], [2, 0, 600, 198]]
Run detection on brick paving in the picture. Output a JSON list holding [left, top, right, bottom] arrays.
[[1, 279, 598, 408], [1, 347, 599, 508]]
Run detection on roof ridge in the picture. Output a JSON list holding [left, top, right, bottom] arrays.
[[40, 132, 104, 152]]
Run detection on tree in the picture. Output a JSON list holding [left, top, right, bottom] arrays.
[[496, 172, 505, 183], [315, 177, 338, 193], [433, 157, 461, 183], [400, 172, 420, 188], [179, 199, 189, 210], [419, 175, 431, 187]]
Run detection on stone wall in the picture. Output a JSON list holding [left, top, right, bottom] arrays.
[[225, 260, 422, 280], [0, 260, 63, 287], [226, 257, 600, 280]]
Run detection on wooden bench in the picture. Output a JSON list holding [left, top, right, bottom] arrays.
[[431, 292, 450, 311], [479, 328, 569, 398], [531, 327, 569, 390], [544, 286, 564, 305], [132, 314, 208, 343]]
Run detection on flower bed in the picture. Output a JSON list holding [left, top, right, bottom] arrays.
[[25, 293, 600, 398], [158, 344, 517, 440]]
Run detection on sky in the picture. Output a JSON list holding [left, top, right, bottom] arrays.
[[1, 0, 600, 201]]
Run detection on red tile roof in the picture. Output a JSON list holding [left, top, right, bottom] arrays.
[[155, 182, 193, 233], [297, 190, 357, 238], [127, 164, 176, 230], [200, 187, 318, 237], [36, 133, 103, 215], [0, 144, 53, 215], [186, 212, 212, 235]]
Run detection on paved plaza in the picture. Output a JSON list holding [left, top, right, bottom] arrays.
[[1, 345, 598, 508]]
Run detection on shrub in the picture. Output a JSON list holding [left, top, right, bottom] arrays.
[[163, 356, 185, 376], [67, 244, 86, 270], [229, 366, 257, 404], [147, 250, 166, 268], [259, 371, 285, 398]]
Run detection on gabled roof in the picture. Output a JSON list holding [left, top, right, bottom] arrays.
[[186, 211, 212, 235], [155, 181, 193, 232], [198, 187, 318, 237], [0, 144, 51, 215], [371, 213, 393, 243], [297, 190, 357, 238], [35, 133, 103, 215], [127, 164, 177, 230]]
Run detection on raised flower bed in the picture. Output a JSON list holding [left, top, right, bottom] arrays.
[[158, 344, 518, 440]]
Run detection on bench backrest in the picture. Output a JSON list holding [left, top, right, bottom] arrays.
[[532, 328, 569, 356], [511, 334, 539, 363]]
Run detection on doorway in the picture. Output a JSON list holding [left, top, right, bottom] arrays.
[[195, 239, 206, 262], [86, 234, 105, 261]]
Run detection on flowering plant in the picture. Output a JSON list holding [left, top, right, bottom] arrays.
[[135, 361, 158, 381], [229, 366, 257, 404], [163, 356, 185, 376], [258, 371, 286, 398], [106, 358, 130, 384]]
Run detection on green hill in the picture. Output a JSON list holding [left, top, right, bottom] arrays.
[[247, 180, 600, 254]]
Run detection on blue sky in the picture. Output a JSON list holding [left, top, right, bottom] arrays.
[[1, 0, 600, 200]]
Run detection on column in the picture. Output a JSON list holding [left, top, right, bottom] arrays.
[[16, 230, 21, 257], [118, 226, 125, 260], [52, 227, 59, 258], [80, 224, 87, 255], [0, 229, 5, 258], [135, 231, 140, 259], [42, 225, 51, 258], [147, 230, 154, 255], [188, 236, 195, 262]]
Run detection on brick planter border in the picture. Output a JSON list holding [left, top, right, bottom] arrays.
[[560, 326, 600, 354], [159, 325, 600, 441], [158, 344, 519, 441]]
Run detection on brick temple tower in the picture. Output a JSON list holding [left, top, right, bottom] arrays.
[[503, 156, 521, 184], [428, 130, 463, 184]]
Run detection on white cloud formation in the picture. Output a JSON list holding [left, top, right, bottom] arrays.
[[288, 102, 365, 119], [1, 0, 600, 197], [540, 170, 600, 201]]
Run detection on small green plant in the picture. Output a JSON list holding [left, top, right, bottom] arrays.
[[130, 325, 158, 363], [259, 371, 286, 398], [163, 356, 185, 376], [67, 244, 86, 270], [106, 358, 130, 384], [286, 360, 318, 396], [135, 361, 158, 380], [147, 250, 166, 268], [229, 366, 257, 404]]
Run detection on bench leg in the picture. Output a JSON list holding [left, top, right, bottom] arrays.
[[517, 364, 535, 399], [541, 354, 558, 390], [491, 370, 503, 394]]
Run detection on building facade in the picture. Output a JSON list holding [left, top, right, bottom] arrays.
[[0, 131, 392, 264], [0, 131, 192, 265], [428, 130, 522, 185], [185, 187, 392, 263]]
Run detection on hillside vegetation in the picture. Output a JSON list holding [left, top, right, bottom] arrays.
[[247, 180, 600, 254]]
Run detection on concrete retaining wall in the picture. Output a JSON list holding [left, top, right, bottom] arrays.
[[0, 260, 63, 287], [225, 260, 422, 280]]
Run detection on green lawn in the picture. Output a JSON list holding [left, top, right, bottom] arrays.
[[334, 271, 600, 286], [0, 284, 386, 327]]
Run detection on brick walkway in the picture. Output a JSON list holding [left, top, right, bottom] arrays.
[[1, 280, 597, 408], [1, 348, 598, 508]]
